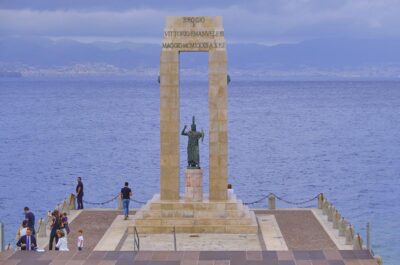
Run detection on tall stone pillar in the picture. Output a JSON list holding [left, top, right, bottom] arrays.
[[209, 50, 228, 201], [160, 50, 180, 200]]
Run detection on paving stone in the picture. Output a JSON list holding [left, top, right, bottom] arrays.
[[327, 261, 346, 265], [246, 251, 262, 261]]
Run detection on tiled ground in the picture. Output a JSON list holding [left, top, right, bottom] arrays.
[[0, 250, 378, 265], [255, 210, 337, 250], [66, 210, 123, 251]]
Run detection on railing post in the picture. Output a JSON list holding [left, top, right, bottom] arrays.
[[38, 218, 47, 238], [374, 255, 383, 265], [69, 193, 76, 210], [268, 193, 276, 210], [333, 211, 341, 229], [173, 226, 177, 251], [345, 224, 354, 245], [327, 205, 335, 222], [322, 200, 329, 215], [0, 222, 4, 252], [339, 218, 347, 236], [317, 193, 324, 209], [366, 222, 371, 250], [118, 196, 122, 210], [353, 233, 363, 250]]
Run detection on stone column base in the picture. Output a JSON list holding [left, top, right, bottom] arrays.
[[185, 168, 203, 202]]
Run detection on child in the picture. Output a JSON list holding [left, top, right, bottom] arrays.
[[77, 230, 84, 251], [61, 212, 70, 235]]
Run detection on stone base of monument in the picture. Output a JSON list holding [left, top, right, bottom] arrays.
[[185, 168, 203, 202], [129, 194, 258, 234]]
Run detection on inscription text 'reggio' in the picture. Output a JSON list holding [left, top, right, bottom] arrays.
[[181, 116, 204, 169]]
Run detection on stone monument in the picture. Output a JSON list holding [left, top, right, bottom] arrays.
[[131, 16, 257, 234], [182, 116, 204, 202]]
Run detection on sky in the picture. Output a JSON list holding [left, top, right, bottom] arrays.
[[1, 0, 400, 45]]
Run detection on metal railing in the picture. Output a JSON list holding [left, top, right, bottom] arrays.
[[173, 226, 177, 251], [0, 222, 4, 252], [133, 227, 140, 252]]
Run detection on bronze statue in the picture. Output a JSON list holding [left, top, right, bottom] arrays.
[[181, 116, 204, 168]]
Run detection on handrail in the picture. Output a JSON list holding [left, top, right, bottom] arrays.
[[173, 226, 177, 251], [133, 227, 140, 252]]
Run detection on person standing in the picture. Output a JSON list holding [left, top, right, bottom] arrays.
[[49, 210, 61, 250], [55, 230, 69, 251], [76, 176, 84, 209], [24, 207, 36, 235], [120, 182, 132, 220], [77, 230, 84, 251], [16, 227, 37, 251]]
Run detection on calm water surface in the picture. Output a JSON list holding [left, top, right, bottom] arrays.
[[0, 79, 399, 264]]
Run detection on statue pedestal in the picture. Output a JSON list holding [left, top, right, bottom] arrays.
[[185, 168, 203, 202]]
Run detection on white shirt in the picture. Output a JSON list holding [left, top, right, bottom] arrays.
[[77, 235, 84, 248], [227, 188, 235, 200], [56, 237, 69, 251], [19, 228, 27, 237]]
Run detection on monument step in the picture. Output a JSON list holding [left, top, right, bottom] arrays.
[[138, 209, 250, 219], [146, 201, 244, 211], [133, 217, 254, 226], [128, 224, 258, 234]]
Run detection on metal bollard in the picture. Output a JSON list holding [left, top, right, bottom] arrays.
[[322, 200, 329, 215], [38, 218, 47, 238], [353, 233, 363, 250], [69, 193, 76, 210], [327, 205, 335, 222], [366, 222, 371, 250], [317, 193, 324, 209], [0, 222, 4, 252], [268, 193, 276, 210], [61, 199, 70, 215], [345, 224, 354, 245], [118, 196, 122, 210], [333, 211, 341, 229], [339, 218, 347, 236], [374, 255, 383, 265]]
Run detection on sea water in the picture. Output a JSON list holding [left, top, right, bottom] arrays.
[[0, 78, 399, 264]]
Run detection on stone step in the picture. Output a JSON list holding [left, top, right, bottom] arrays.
[[133, 217, 254, 226], [138, 209, 249, 219], [147, 201, 244, 211], [128, 224, 258, 234]]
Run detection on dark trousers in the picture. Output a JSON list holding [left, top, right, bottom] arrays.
[[77, 195, 84, 209], [49, 231, 59, 250]]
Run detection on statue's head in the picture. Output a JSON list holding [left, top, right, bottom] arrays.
[[191, 116, 196, 131]]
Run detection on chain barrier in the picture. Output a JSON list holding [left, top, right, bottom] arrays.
[[244, 192, 321, 206], [243, 194, 270, 205], [82, 195, 147, 205], [83, 194, 119, 205], [272, 192, 321, 205], [130, 198, 146, 204]]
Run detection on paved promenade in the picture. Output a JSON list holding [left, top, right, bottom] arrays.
[[0, 249, 378, 265], [0, 209, 378, 264]]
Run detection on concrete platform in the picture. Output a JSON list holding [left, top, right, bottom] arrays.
[[1, 208, 378, 264], [0, 250, 378, 265]]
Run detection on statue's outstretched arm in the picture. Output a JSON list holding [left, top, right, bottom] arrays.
[[181, 125, 188, 136]]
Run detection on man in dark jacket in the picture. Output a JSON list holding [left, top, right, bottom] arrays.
[[76, 176, 84, 209], [16, 227, 37, 251], [24, 207, 35, 235]]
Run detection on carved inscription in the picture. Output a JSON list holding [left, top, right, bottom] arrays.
[[162, 16, 225, 50]]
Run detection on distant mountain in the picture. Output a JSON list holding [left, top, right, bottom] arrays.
[[1, 36, 400, 79]]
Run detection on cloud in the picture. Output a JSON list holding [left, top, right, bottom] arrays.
[[1, 0, 400, 44]]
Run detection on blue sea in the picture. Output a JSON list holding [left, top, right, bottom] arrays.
[[0, 78, 399, 263]]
